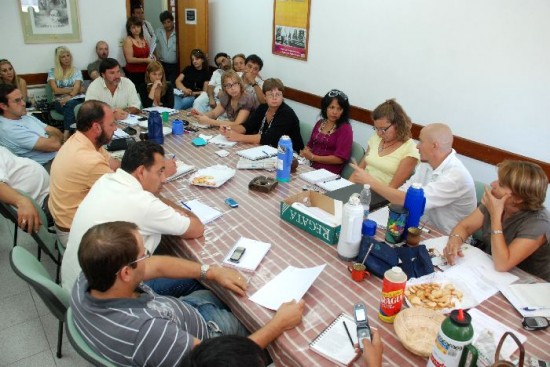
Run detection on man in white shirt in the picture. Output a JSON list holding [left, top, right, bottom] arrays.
[[61, 140, 204, 294], [193, 52, 232, 113], [85, 58, 141, 121], [350, 123, 477, 234]]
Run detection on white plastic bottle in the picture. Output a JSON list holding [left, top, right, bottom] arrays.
[[360, 184, 372, 218], [337, 193, 364, 261]]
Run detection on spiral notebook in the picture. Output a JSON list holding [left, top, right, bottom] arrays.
[[237, 145, 278, 161], [309, 313, 358, 366]]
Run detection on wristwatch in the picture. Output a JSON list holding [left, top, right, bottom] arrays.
[[251, 82, 258, 87], [200, 264, 210, 281]]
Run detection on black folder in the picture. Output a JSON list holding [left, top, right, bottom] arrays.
[[325, 183, 388, 211]]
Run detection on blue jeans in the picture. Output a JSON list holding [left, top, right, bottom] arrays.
[[181, 290, 249, 338], [54, 98, 83, 130], [174, 95, 195, 110], [145, 277, 204, 298]]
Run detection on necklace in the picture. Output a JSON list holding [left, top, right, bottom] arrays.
[[258, 109, 276, 135], [378, 139, 398, 153], [319, 119, 336, 135]]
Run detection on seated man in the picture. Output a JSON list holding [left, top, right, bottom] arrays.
[[0, 84, 62, 169], [350, 123, 477, 234], [61, 140, 203, 293], [48, 100, 120, 246], [0, 145, 49, 233], [72, 221, 305, 366], [87, 41, 110, 80], [85, 58, 141, 121], [192, 52, 232, 113], [238, 54, 265, 107]]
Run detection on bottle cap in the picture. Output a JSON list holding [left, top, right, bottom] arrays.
[[450, 309, 471, 326], [362, 219, 377, 236], [411, 183, 423, 189], [363, 184, 371, 190], [391, 266, 403, 273]]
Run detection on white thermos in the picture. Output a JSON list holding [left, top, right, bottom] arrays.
[[337, 193, 364, 261]]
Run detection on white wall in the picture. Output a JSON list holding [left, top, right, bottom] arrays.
[[0, 1, 127, 75], [209, 0, 550, 206]]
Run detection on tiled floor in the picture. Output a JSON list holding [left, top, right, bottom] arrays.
[[0, 217, 92, 367]]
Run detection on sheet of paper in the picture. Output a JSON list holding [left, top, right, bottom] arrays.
[[222, 237, 271, 272], [500, 284, 550, 318], [118, 114, 141, 126], [182, 199, 222, 224], [113, 128, 130, 139], [249, 264, 326, 310], [317, 178, 354, 192], [209, 134, 237, 147]]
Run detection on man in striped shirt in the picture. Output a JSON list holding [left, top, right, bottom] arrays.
[[72, 221, 305, 366]]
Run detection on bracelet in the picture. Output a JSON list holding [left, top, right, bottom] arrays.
[[490, 230, 504, 235], [449, 233, 465, 243]]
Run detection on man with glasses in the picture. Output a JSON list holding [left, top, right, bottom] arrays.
[[0, 84, 62, 170], [350, 123, 476, 234], [193, 52, 232, 113], [71, 221, 305, 367], [61, 140, 204, 296]]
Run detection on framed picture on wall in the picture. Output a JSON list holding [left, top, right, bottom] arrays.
[[272, 0, 311, 61], [19, 0, 81, 43]]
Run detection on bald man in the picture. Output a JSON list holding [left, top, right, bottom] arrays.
[[350, 123, 476, 233], [87, 41, 110, 80]]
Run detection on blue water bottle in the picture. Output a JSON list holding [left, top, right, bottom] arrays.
[[147, 111, 164, 145], [276, 135, 293, 182], [404, 183, 426, 234]]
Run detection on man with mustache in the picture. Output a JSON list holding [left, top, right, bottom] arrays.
[[87, 41, 111, 81]]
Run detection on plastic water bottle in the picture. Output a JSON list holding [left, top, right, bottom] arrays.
[[337, 193, 364, 261], [360, 184, 372, 218], [147, 111, 164, 145], [276, 135, 293, 182], [404, 183, 426, 234]]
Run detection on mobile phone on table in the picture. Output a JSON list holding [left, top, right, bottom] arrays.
[[123, 126, 137, 135], [229, 246, 246, 263], [225, 197, 239, 208], [354, 303, 372, 351], [522, 317, 549, 331]]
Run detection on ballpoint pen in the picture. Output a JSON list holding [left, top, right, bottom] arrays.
[[343, 322, 355, 347]]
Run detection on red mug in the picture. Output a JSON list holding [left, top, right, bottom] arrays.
[[347, 263, 370, 282]]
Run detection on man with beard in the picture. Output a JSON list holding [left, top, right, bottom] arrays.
[[192, 52, 232, 113], [48, 100, 120, 246], [87, 41, 111, 80], [85, 58, 141, 121]]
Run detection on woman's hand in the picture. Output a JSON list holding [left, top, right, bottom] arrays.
[[482, 186, 509, 219], [348, 163, 372, 184], [443, 235, 465, 265], [299, 147, 314, 161]]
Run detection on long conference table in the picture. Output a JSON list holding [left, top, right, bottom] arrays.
[[148, 114, 550, 366]]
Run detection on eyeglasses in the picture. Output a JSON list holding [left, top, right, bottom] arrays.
[[10, 97, 25, 104], [372, 125, 393, 134], [327, 89, 348, 101], [265, 91, 283, 98], [115, 249, 151, 276], [223, 82, 240, 89]]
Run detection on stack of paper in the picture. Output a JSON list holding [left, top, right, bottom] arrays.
[[500, 283, 550, 318], [181, 199, 222, 224], [300, 169, 339, 184], [222, 237, 272, 272], [237, 145, 278, 161], [209, 134, 237, 147], [236, 157, 277, 170]]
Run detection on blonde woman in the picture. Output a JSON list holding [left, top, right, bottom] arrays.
[[0, 59, 28, 102], [137, 61, 174, 108], [47, 46, 84, 140]]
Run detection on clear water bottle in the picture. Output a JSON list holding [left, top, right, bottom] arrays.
[[360, 184, 372, 218], [337, 193, 364, 261], [276, 135, 293, 182]]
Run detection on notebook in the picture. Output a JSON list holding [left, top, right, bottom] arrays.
[[300, 169, 339, 184], [222, 237, 272, 272], [310, 313, 358, 366], [180, 199, 222, 224], [209, 134, 237, 147], [166, 161, 195, 182], [236, 157, 277, 170], [237, 145, 278, 161], [317, 178, 354, 192], [326, 183, 388, 211]]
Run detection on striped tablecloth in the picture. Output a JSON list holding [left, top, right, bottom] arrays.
[[155, 120, 549, 367]]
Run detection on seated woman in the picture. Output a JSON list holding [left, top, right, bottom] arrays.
[[123, 16, 152, 87], [444, 160, 550, 281], [232, 53, 246, 72], [0, 59, 28, 102], [174, 49, 210, 110], [47, 46, 84, 140], [300, 89, 353, 174], [354, 99, 419, 188], [192, 70, 255, 127], [137, 61, 174, 108], [219, 78, 304, 151]]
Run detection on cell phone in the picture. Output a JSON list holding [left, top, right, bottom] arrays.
[[138, 117, 148, 121], [123, 126, 137, 135], [229, 246, 246, 263], [225, 197, 239, 208], [522, 316, 550, 331], [354, 302, 372, 351]]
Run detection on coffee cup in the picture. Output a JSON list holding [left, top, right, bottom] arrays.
[[172, 120, 184, 135], [406, 227, 422, 247], [347, 263, 370, 282], [161, 111, 170, 123]]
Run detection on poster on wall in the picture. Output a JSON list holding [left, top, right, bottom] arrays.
[[272, 0, 310, 61], [19, 0, 81, 43]]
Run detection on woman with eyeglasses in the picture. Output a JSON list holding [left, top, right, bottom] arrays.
[[137, 61, 174, 108], [174, 49, 211, 110], [353, 99, 419, 188], [443, 160, 550, 281], [123, 16, 153, 87], [0, 59, 28, 102], [47, 46, 84, 140], [219, 78, 304, 150], [191, 70, 255, 127], [300, 89, 353, 174]]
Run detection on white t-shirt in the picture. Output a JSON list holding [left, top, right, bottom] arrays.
[[0, 146, 49, 205], [61, 169, 190, 291], [401, 150, 477, 234]]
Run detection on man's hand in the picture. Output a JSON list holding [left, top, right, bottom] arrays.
[[208, 266, 248, 296], [114, 109, 129, 121], [271, 299, 305, 331], [16, 196, 41, 234], [164, 157, 177, 178], [361, 328, 383, 367], [208, 96, 216, 108]]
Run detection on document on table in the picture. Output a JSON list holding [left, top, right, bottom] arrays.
[[113, 128, 130, 139], [368, 206, 389, 229], [500, 283, 550, 318], [118, 114, 141, 126], [222, 237, 272, 273], [180, 199, 222, 224], [209, 134, 237, 147], [249, 264, 326, 310]]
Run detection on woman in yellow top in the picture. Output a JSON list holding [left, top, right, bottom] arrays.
[[355, 99, 419, 188]]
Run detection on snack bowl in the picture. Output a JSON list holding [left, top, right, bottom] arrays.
[[394, 307, 445, 357]]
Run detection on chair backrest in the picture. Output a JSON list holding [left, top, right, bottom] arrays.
[[474, 180, 486, 205], [300, 121, 314, 148], [341, 141, 366, 179], [44, 83, 56, 104], [65, 307, 117, 367], [9, 246, 69, 321], [0, 199, 18, 225]]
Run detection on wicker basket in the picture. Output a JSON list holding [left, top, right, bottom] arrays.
[[393, 307, 446, 357]]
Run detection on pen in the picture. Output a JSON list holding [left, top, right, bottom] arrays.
[[167, 153, 176, 160], [343, 322, 354, 348], [262, 150, 270, 158], [180, 201, 192, 211]]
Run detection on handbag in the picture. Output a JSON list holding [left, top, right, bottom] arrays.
[[106, 138, 135, 152]]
